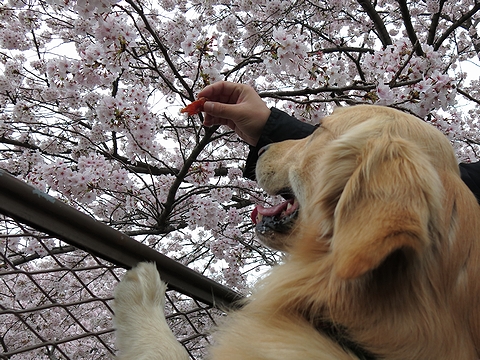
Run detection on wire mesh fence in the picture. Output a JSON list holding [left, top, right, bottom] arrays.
[[0, 218, 119, 359], [0, 171, 234, 359], [0, 216, 223, 359]]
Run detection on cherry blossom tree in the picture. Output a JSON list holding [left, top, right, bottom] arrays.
[[2, 0, 480, 357]]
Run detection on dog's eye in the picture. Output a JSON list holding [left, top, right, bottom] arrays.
[[307, 123, 324, 142], [313, 122, 323, 133]]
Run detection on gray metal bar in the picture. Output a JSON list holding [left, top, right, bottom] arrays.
[[0, 169, 243, 309]]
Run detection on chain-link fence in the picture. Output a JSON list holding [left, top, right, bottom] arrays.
[[0, 170, 241, 359]]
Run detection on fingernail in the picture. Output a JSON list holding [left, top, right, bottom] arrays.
[[203, 101, 213, 113]]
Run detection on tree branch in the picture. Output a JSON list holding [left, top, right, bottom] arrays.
[[103, 151, 236, 177], [389, 41, 420, 87], [123, 0, 194, 99], [398, 0, 424, 56], [434, 2, 480, 51], [156, 126, 219, 229], [259, 84, 376, 99], [427, 0, 446, 45], [3, 245, 77, 267], [457, 87, 480, 106], [357, 0, 392, 48]]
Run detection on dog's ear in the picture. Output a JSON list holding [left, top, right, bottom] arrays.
[[331, 133, 443, 279]]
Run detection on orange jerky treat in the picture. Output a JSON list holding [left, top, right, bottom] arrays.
[[180, 97, 207, 116]]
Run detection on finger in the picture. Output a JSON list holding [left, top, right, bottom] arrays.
[[203, 116, 228, 127], [203, 101, 243, 121], [198, 81, 240, 104]]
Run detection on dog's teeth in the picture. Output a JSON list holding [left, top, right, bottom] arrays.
[[256, 213, 263, 223], [286, 201, 297, 215]]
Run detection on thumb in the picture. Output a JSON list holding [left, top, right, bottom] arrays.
[[203, 101, 241, 121]]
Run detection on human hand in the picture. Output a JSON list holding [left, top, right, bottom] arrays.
[[198, 81, 271, 146]]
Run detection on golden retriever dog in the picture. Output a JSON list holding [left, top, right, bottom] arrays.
[[114, 105, 480, 359]]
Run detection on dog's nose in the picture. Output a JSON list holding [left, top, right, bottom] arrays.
[[258, 144, 271, 157]]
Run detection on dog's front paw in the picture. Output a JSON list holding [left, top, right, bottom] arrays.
[[114, 263, 189, 360], [114, 262, 166, 310]]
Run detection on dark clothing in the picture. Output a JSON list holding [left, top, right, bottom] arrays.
[[460, 162, 480, 202], [243, 108, 316, 180], [243, 107, 480, 203]]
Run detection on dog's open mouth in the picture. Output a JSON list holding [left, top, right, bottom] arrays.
[[251, 196, 299, 235]]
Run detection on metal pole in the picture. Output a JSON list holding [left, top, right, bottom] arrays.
[[0, 169, 243, 309]]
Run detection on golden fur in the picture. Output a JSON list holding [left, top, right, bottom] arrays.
[[115, 105, 480, 359]]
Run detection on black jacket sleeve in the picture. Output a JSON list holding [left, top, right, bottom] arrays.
[[243, 107, 316, 180], [459, 162, 480, 203]]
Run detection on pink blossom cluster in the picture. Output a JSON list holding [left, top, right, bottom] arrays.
[[38, 153, 131, 205], [209, 231, 247, 289], [267, 27, 309, 74], [181, 28, 201, 56], [211, 187, 234, 203], [364, 40, 457, 117], [187, 196, 224, 230], [75, 0, 118, 17], [0, 9, 31, 50], [96, 87, 162, 162], [0, 58, 25, 95], [186, 161, 216, 186]]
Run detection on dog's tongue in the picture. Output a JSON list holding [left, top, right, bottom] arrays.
[[251, 199, 297, 225]]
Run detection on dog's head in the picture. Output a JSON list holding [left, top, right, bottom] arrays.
[[254, 105, 461, 279]]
